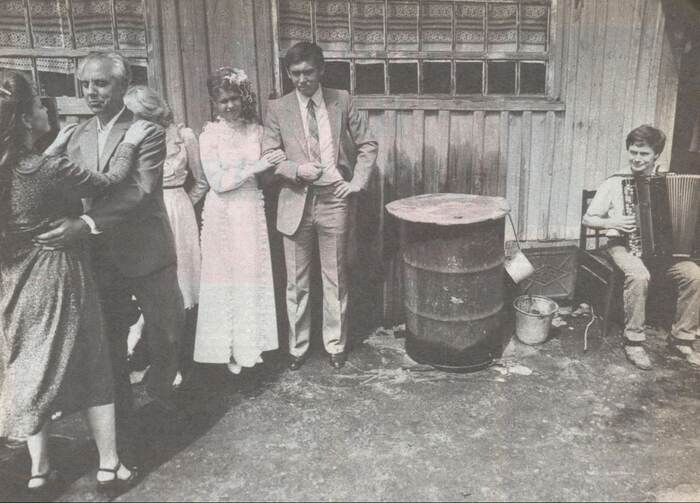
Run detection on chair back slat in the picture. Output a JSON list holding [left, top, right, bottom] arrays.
[[580, 189, 601, 250]]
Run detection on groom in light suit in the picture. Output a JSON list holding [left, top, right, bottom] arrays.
[[262, 42, 377, 370]]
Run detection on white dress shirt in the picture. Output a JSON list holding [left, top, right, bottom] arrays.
[[81, 106, 127, 234], [295, 87, 342, 185], [97, 106, 127, 158]]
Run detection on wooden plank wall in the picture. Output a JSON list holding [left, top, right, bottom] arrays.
[[143, 0, 682, 327], [356, 0, 682, 324], [149, 0, 275, 133], [560, 0, 681, 240]]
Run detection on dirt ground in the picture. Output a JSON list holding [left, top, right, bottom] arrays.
[[1, 304, 699, 502]]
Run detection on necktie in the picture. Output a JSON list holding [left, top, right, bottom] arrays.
[[306, 99, 322, 163]]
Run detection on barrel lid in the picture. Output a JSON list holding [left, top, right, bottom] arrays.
[[386, 193, 510, 225]]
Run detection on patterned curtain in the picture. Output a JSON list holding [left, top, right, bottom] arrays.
[[421, 2, 453, 51], [316, 0, 350, 52], [352, 1, 385, 51], [455, 2, 485, 52], [387, 2, 418, 51], [0, 0, 31, 48], [278, 0, 313, 51], [487, 3, 518, 52], [72, 0, 114, 49], [0, 0, 146, 76]]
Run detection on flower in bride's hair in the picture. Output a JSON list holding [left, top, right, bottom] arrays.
[[232, 68, 248, 83], [221, 67, 249, 87]]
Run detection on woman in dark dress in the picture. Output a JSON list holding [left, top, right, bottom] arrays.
[[0, 72, 151, 494]]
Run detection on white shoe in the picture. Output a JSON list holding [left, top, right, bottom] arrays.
[[227, 363, 242, 375], [670, 340, 700, 368], [623, 345, 652, 370]]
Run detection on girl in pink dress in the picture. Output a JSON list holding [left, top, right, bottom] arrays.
[[193, 67, 284, 374]]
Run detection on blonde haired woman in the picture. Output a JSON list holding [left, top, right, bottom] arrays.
[[124, 85, 207, 310]]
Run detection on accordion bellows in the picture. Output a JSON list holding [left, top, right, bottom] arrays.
[[627, 174, 700, 259]]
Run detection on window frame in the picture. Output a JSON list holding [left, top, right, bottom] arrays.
[[0, 0, 153, 115], [272, 0, 564, 111]]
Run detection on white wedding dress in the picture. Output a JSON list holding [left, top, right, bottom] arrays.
[[193, 119, 278, 372]]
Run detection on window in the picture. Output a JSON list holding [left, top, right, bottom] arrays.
[[276, 0, 552, 97], [0, 0, 149, 99]]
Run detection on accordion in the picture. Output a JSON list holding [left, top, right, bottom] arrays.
[[621, 174, 700, 259]]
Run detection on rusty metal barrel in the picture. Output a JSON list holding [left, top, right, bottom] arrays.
[[386, 194, 513, 372]]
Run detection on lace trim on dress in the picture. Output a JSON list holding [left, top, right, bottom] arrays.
[[253, 191, 276, 350], [202, 118, 261, 141]]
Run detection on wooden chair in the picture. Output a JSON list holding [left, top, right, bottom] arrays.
[[574, 190, 624, 337]]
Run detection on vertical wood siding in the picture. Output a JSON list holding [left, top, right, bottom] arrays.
[[147, 0, 682, 326], [149, 0, 275, 132]]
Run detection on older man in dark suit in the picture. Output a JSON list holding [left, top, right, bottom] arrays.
[[263, 42, 378, 370], [35, 51, 184, 456]]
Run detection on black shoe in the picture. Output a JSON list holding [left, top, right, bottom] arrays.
[[150, 394, 178, 413], [329, 352, 347, 369], [96, 462, 139, 498], [288, 354, 306, 371], [4, 436, 26, 449]]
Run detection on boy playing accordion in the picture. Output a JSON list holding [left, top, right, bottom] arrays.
[[583, 125, 700, 370]]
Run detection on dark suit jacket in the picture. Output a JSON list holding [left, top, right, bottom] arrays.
[[66, 109, 177, 277], [262, 87, 378, 236]]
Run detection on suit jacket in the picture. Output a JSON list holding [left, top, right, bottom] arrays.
[[262, 87, 378, 236], [66, 109, 177, 277]]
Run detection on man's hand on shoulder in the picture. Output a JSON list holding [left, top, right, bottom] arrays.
[[33, 217, 89, 249]]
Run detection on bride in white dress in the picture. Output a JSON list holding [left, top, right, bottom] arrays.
[[193, 67, 285, 374]]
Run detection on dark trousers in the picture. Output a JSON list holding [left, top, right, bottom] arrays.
[[93, 250, 184, 461]]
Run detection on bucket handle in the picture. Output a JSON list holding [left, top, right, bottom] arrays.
[[507, 213, 523, 251], [506, 212, 535, 294]]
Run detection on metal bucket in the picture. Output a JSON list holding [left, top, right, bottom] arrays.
[[513, 295, 558, 345], [386, 194, 513, 372]]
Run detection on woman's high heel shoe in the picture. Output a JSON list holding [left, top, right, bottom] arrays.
[[96, 462, 139, 497], [26, 469, 61, 498]]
